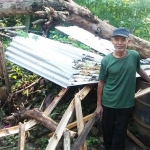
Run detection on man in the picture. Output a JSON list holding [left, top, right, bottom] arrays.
[[95, 27, 150, 150]]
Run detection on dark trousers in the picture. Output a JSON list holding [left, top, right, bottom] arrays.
[[102, 105, 131, 150]]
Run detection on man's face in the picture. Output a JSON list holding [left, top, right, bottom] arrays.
[[111, 36, 129, 52]]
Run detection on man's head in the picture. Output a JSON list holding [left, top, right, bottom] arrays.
[[111, 28, 130, 52]]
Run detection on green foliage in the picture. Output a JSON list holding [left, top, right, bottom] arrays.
[[26, 124, 49, 150], [86, 136, 99, 149], [0, 135, 18, 149], [7, 62, 38, 92], [16, 30, 29, 38], [34, 137, 48, 149], [2, 39, 11, 49], [49, 29, 92, 51], [74, 0, 150, 40], [1, 16, 26, 27], [50, 101, 70, 120]]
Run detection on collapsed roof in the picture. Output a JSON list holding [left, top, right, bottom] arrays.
[[5, 26, 150, 88]]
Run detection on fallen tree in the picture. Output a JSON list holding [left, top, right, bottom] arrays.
[[0, 0, 150, 58]]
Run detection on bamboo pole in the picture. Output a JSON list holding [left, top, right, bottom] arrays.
[[0, 26, 26, 30]]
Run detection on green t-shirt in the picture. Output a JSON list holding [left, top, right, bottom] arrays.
[[99, 50, 140, 108]]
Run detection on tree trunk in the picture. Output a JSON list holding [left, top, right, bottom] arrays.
[[0, 0, 150, 58]]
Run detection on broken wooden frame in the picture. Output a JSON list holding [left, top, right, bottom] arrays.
[[46, 85, 93, 150], [0, 83, 150, 149]]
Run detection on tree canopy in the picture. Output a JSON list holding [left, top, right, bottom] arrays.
[[75, 0, 150, 40]]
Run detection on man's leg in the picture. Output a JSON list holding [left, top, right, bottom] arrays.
[[111, 108, 131, 150], [102, 106, 115, 150]]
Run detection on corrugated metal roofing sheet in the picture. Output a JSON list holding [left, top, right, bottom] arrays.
[[5, 33, 103, 88], [56, 26, 114, 55]]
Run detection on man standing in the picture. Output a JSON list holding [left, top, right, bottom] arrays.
[[95, 28, 150, 150]]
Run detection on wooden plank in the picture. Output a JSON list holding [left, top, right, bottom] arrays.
[[64, 130, 71, 150], [71, 113, 97, 150], [46, 100, 74, 150], [46, 85, 93, 150], [66, 113, 92, 130], [75, 94, 87, 150], [48, 113, 93, 137], [18, 122, 25, 150], [135, 87, 150, 99], [127, 130, 148, 150], [0, 119, 37, 137]]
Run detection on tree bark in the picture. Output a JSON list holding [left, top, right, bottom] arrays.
[[2, 108, 58, 131], [0, 0, 150, 58], [20, 108, 58, 131]]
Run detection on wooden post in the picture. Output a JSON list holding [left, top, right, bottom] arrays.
[[18, 122, 25, 150], [75, 94, 87, 150], [64, 130, 71, 150], [0, 43, 11, 94]]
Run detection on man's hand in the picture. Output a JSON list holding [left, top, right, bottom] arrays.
[[95, 105, 103, 118]]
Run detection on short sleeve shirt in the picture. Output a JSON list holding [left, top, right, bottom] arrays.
[[99, 50, 140, 108]]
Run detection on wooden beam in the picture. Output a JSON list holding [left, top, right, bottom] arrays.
[[75, 94, 87, 150], [0, 120, 37, 137], [64, 130, 71, 150], [135, 87, 150, 99], [127, 130, 148, 150], [0, 43, 11, 94], [71, 113, 97, 150], [46, 85, 93, 150], [18, 122, 25, 150], [66, 114, 93, 130]]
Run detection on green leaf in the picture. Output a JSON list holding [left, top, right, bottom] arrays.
[[16, 30, 29, 38]]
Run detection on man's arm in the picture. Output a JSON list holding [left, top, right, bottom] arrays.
[[138, 67, 150, 83], [95, 80, 104, 118]]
